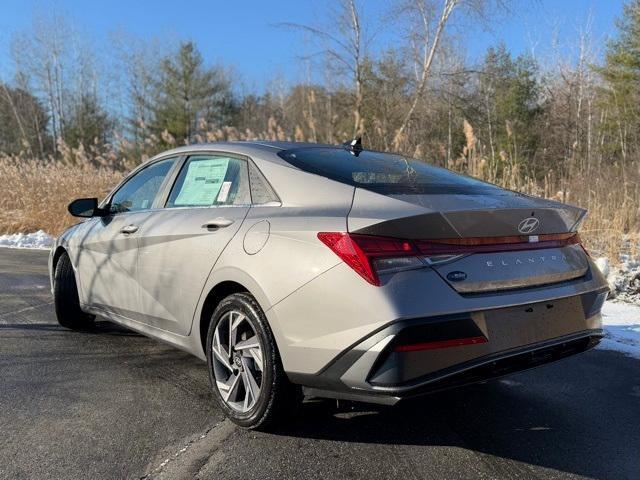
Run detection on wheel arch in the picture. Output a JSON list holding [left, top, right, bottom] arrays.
[[51, 245, 68, 273], [198, 280, 250, 354], [194, 266, 274, 353]]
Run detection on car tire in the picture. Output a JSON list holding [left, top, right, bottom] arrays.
[[53, 252, 95, 330], [206, 292, 301, 430]]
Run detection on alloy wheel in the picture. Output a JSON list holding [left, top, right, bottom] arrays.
[[211, 310, 264, 413]]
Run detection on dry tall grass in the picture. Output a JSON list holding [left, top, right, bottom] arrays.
[[1, 122, 638, 263], [454, 121, 640, 261], [0, 157, 122, 236]]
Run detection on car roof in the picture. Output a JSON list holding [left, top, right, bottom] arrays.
[[143, 140, 357, 206], [148, 140, 339, 166]]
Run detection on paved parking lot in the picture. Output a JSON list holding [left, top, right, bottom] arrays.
[[1, 248, 638, 479]]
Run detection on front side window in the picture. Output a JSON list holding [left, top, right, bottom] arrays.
[[109, 158, 176, 214], [166, 155, 250, 208]]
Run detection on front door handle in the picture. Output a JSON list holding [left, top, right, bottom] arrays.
[[120, 224, 139, 234], [202, 218, 234, 229]]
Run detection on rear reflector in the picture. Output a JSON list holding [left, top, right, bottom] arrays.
[[394, 335, 488, 352], [318, 232, 583, 286]]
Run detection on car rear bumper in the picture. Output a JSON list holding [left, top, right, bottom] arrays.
[[291, 289, 607, 405], [300, 329, 603, 405], [270, 257, 609, 377]]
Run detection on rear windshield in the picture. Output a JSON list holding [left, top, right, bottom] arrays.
[[277, 147, 502, 195]]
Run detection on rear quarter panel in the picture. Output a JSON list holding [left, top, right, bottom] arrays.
[[190, 164, 356, 358]]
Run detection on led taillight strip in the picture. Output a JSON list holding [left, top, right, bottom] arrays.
[[416, 233, 580, 255], [426, 232, 577, 246]]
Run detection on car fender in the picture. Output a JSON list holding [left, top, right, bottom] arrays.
[[49, 222, 88, 296], [189, 264, 272, 357]]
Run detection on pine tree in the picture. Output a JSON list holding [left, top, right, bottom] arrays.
[[150, 42, 234, 144], [477, 44, 542, 166], [64, 94, 113, 149], [598, 0, 640, 159]]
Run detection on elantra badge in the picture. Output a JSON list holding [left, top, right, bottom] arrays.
[[518, 217, 539, 234]]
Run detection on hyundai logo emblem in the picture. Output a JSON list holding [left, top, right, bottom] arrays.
[[518, 217, 540, 234]]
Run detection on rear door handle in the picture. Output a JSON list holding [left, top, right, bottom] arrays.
[[120, 224, 139, 234], [202, 218, 234, 229]]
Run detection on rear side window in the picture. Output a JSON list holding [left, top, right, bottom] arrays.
[[249, 161, 279, 204], [277, 147, 501, 195], [166, 155, 250, 208]]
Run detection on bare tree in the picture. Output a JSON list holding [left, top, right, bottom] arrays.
[[11, 15, 72, 149], [10, 14, 111, 151], [391, 0, 512, 150], [280, 0, 371, 138], [392, 0, 459, 149], [0, 82, 30, 153], [111, 33, 171, 144]]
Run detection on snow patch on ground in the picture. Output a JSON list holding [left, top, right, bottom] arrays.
[[597, 255, 640, 303], [585, 256, 640, 358], [600, 301, 640, 359], [0, 230, 54, 250]]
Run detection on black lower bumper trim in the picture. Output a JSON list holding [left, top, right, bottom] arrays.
[[297, 331, 603, 405], [400, 332, 602, 399]]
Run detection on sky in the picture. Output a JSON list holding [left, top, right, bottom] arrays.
[[0, 0, 625, 89]]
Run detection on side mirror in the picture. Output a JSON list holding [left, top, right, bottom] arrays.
[[67, 198, 105, 218]]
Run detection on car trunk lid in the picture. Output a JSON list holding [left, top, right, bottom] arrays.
[[348, 188, 589, 293], [348, 188, 586, 239]]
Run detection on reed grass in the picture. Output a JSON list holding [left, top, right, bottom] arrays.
[[1, 123, 637, 264]]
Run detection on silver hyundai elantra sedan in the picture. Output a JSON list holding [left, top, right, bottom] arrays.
[[49, 140, 609, 429]]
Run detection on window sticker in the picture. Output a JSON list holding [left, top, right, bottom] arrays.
[[174, 158, 230, 206], [217, 181, 232, 203]]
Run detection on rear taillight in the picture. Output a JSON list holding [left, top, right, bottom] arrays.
[[317, 232, 422, 286], [318, 232, 583, 286]]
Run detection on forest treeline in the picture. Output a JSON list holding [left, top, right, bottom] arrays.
[[0, 0, 639, 257]]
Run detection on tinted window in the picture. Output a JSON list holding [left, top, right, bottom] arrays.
[[277, 147, 502, 195], [109, 158, 175, 214], [249, 161, 279, 204], [166, 155, 250, 208]]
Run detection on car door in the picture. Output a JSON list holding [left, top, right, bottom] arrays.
[[134, 153, 252, 335], [75, 157, 178, 319]]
